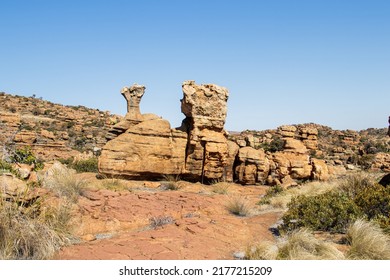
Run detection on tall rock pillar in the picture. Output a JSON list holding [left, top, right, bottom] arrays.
[[180, 81, 230, 181]]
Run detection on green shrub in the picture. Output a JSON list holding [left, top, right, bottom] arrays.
[[258, 185, 284, 205], [0, 160, 15, 174], [354, 184, 390, 231], [280, 191, 362, 233], [259, 136, 285, 153], [9, 146, 43, 171], [338, 173, 377, 199], [71, 158, 98, 173]]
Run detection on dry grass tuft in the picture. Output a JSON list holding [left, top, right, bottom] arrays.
[[0, 192, 73, 260], [277, 228, 344, 260], [226, 196, 252, 217], [211, 182, 230, 195], [99, 178, 128, 191], [42, 163, 85, 202], [246, 229, 344, 260], [245, 241, 278, 260], [346, 219, 390, 260], [149, 216, 175, 229]]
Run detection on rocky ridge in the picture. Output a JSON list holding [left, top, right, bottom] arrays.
[[0, 92, 121, 160]]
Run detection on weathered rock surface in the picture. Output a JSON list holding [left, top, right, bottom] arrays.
[[99, 81, 230, 181], [99, 118, 187, 178], [0, 92, 121, 160], [180, 81, 230, 180]]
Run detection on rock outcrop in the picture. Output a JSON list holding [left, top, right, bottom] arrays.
[[180, 81, 229, 180], [99, 81, 230, 181]]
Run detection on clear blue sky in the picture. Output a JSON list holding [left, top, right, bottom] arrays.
[[1, 0, 389, 131]]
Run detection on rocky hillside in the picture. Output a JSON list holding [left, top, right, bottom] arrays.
[[0, 92, 121, 161], [1, 90, 388, 187], [231, 123, 390, 177]]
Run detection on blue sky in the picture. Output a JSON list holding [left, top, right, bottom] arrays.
[[1, 0, 389, 131]]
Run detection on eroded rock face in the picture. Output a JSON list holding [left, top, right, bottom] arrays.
[[181, 81, 229, 181], [99, 117, 187, 178], [99, 81, 230, 181]]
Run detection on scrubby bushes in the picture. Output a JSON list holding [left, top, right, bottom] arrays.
[[281, 192, 361, 233], [259, 136, 285, 152], [280, 173, 390, 234], [9, 146, 44, 171], [58, 157, 99, 173], [70, 157, 98, 173]]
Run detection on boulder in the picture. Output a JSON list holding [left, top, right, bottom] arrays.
[[99, 81, 230, 181], [235, 147, 269, 185], [99, 118, 187, 179], [311, 158, 330, 181]]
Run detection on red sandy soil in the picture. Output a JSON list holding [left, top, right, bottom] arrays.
[[54, 179, 282, 260]]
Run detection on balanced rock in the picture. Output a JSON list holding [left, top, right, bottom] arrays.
[[99, 81, 230, 181]]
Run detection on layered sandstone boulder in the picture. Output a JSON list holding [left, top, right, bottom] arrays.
[[99, 81, 230, 181], [234, 147, 269, 185], [180, 81, 229, 180]]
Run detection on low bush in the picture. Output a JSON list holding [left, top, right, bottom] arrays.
[[8, 146, 44, 171], [354, 184, 390, 231], [338, 173, 377, 199], [259, 136, 285, 153], [70, 157, 98, 173], [280, 191, 362, 233]]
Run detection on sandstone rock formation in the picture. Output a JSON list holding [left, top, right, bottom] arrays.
[[99, 81, 230, 182], [180, 81, 229, 181]]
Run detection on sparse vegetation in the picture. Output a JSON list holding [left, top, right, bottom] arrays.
[[70, 157, 99, 173], [226, 196, 252, 217], [257, 185, 284, 205], [42, 164, 85, 202], [160, 174, 181, 190], [211, 182, 230, 194], [259, 135, 285, 152], [8, 146, 44, 171], [149, 216, 175, 229], [99, 178, 129, 191]]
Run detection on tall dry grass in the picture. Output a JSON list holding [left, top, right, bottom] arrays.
[[246, 229, 344, 260], [346, 219, 390, 260], [42, 162, 85, 202], [0, 192, 73, 259], [226, 196, 252, 217]]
